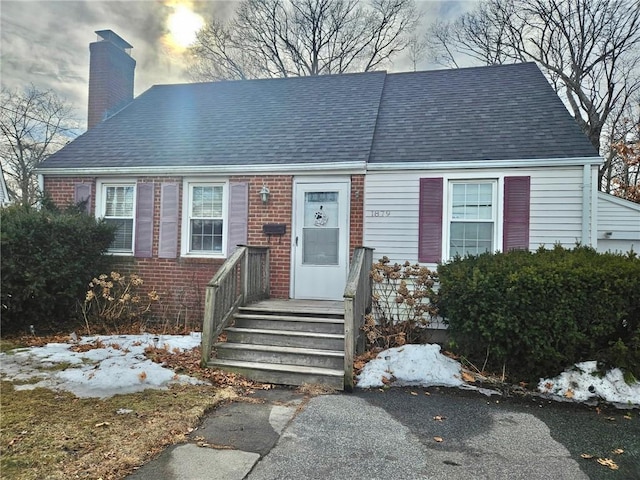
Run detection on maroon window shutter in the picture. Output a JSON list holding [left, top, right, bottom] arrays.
[[134, 183, 154, 258], [74, 183, 92, 214], [227, 182, 249, 256], [418, 178, 444, 263], [503, 176, 531, 251], [158, 183, 179, 259]]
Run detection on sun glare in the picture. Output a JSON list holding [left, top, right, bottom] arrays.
[[167, 4, 204, 49]]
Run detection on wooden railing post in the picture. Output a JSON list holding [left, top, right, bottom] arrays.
[[201, 283, 217, 366], [201, 245, 272, 367], [344, 294, 356, 392], [242, 245, 250, 303], [265, 248, 271, 298], [343, 246, 375, 391]]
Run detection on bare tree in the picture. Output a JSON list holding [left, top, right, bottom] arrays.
[[406, 34, 427, 72], [426, 1, 520, 68], [603, 100, 640, 202], [0, 85, 77, 206], [189, 0, 419, 81], [425, 0, 640, 190]]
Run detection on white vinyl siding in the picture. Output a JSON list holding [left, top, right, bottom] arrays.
[[529, 168, 584, 247], [364, 172, 420, 263], [596, 192, 640, 253], [364, 166, 587, 268]]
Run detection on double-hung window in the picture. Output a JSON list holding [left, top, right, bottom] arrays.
[[187, 184, 225, 255], [449, 181, 497, 258], [101, 184, 135, 253]]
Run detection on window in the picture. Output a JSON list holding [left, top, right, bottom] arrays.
[[449, 181, 496, 257], [186, 184, 225, 254], [419, 176, 530, 264], [101, 184, 135, 252]]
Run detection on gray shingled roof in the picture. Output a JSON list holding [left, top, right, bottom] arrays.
[[369, 63, 597, 163], [39, 63, 597, 171], [40, 72, 387, 169]]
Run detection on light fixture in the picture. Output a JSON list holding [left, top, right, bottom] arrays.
[[259, 184, 270, 205]]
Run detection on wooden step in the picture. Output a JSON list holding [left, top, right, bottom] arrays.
[[233, 313, 344, 334], [225, 327, 344, 350], [208, 359, 344, 389], [239, 301, 344, 319], [214, 343, 344, 370]]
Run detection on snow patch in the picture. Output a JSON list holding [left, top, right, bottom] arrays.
[[357, 345, 639, 407], [357, 344, 464, 389], [538, 361, 640, 407], [0, 333, 205, 399]]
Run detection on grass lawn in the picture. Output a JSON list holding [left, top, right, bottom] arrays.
[[0, 336, 256, 480]]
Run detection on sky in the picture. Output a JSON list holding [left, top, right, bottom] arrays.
[[1, 333, 638, 407], [0, 0, 476, 130]]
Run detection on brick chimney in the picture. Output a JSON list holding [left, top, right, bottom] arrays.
[[88, 30, 136, 129]]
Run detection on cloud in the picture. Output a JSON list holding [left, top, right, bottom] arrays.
[[1, 1, 235, 127], [1, 0, 472, 129]]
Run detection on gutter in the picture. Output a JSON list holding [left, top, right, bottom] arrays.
[[36, 161, 367, 177], [367, 156, 602, 171]]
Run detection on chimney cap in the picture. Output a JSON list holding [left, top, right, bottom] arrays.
[[94, 30, 133, 51]]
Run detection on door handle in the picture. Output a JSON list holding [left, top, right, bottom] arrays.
[[295, 236, 299, 247]]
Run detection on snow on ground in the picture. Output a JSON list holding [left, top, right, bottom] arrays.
[[0, 333, 204, 398], [2, 336, 639, 407], [357, 344, 464, 389], [538, 361, 640, 407], [357, 344, 640, 408]]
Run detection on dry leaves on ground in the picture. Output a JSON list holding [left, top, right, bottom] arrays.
[[596, 458, 619, 470], [145, 345, 272, 393]]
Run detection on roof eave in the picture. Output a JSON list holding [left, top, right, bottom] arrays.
[[37, 161, 368, 177], [367, 156, 602, 171]]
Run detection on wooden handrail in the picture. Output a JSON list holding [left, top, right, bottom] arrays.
[[201, 246, 270, 366], [343, 246, 374, 391]]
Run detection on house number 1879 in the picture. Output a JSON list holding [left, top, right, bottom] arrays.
[[368, 210, 391, 217]]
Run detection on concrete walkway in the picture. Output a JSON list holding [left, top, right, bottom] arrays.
[[126, 389, 305, 480]]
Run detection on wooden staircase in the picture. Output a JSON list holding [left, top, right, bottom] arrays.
[[207, 299, 346, 389], [200, 245, 373, 392]]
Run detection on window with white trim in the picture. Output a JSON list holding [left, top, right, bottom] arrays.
[[186, 184, 225, 255], [101, 184, 135, 253], [449, 181, 497, 258]]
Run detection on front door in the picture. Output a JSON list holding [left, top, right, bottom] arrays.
[[292, 181, 350, 300]]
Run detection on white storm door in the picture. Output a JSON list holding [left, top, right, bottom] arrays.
[[293, 181, 349, 300]]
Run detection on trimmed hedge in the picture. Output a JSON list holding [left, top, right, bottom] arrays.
[[437, 245, 640, 382], [1, 202, 115, 334]]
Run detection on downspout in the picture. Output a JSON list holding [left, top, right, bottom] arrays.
[[581, 164, 591, 246], [590, 165, 599, 248], [37, 174, 45, 208]]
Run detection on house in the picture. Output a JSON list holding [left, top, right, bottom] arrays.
[[0, 165, 10, 206], [38, 31, 639, 324]]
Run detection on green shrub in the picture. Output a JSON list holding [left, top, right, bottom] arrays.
[[437, 245, 640, 382], [1, 202, 115, 334]]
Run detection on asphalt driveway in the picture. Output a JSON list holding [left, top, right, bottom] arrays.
[[247, 387, 639, 480], [128, 386, 639, 480]]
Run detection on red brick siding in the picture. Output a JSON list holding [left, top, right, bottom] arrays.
[[236, 175, 293, 298], [45, 177, 96, 212], [44, 174, 364, 326], [349, 174, 365, 256]]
